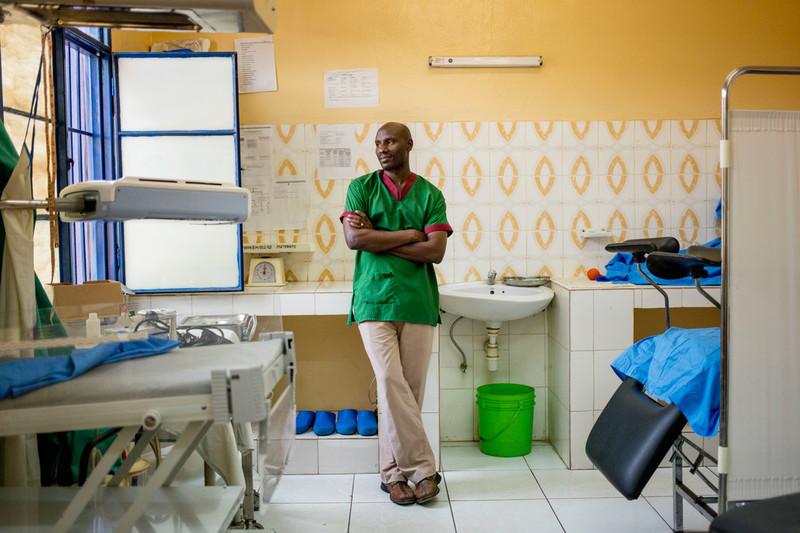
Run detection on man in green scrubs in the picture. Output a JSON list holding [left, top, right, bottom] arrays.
[[341, 122, 451, 505]]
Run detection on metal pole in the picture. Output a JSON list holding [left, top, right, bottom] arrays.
[[0, 42, 4, 124], [718, 65, 800, 514], [0, 196, 86, 212]]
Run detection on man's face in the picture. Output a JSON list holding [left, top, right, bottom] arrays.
[[375, 126, 411, 171]]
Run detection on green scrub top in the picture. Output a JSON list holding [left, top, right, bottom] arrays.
[[342, 170, 452, 326]]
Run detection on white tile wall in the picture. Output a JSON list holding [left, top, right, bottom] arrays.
[[422, 353, 440, 414], [509, 335, 546, 388], [546, 280, 718, 468], [682, 286, 720, 308], [638, 287, 682, 309], [137, 277, 717, 473], [569, 350, 594, 412], [233, 294, 276, 315], [547, 285, 569, 343], [593, 289, 633, 350], [548, 331, 569, 409], [318, 437, 379, 474], [269, 119, 721, 285], [569, 291, 594, 351], [593, 350, 622, 410], [422, 412, 441, 470], [441, 388, 475, 442], [284, 436, 320, 475], [190, 294, 234, 315], [437, 308, 549, 446], [276, 293, 315, 315], [532, 389, 548, 441], [549, 389, 569, 462], [569, 410, 595, 469], [313, 292, 351, 315]]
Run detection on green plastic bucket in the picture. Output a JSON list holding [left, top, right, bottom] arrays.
[[476, 383, 536, 457]]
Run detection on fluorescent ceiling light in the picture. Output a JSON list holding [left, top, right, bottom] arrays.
[[428, 56, 542, 68]]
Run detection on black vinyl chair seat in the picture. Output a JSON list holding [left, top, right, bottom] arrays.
[[646, 250, 721, 280], [585, 377, 687, 500], [605, 237, 680, 262], [710, 492, 800, 533]]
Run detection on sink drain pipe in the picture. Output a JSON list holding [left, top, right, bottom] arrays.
[[448, 316, 469, 373], [485, 326, 499, 372]]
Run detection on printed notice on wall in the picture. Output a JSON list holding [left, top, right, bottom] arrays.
[[317, 124, 355, 179], [324, 68, 379, 108], [240, 125, 274, 233], [240, 125, 308, 231], [234, 36, 278, 93]]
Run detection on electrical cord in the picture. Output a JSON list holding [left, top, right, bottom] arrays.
[[132, 317, 233, 347], [177, 325, 233, 347], [78, 427, 122, 485], [367, 376, 377, 406], [133, 318, 171, 336]]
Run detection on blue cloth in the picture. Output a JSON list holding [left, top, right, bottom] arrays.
[[596, 237, 721, 285], [336, 409, 357, 435], [0, 336, 182, 399], [357, 410, 378, 436], [313, 410, 336, 436], [610, 327, 720, 437]]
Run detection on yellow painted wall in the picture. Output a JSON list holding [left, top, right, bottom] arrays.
[[114, 0, 800, 123]]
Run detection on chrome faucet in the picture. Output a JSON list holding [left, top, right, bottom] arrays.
[[487, 269, 497, 285]]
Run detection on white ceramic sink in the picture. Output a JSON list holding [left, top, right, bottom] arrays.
[[438, 281, 555, 328]]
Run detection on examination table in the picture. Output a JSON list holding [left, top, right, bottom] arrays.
[[0, 332, 296, 532]]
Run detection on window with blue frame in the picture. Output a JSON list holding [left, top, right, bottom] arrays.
[[114, 52, 243, 293], [53, 27, 116, 284], [53, 38, 243, 292]]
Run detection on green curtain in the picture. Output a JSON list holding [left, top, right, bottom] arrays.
[[1, 121, 115, 486]]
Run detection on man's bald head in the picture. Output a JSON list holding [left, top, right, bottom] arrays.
[[375, 122, 413, 173], [378, 122, 412, 143]]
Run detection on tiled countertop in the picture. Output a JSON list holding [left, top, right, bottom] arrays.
[[242, 280, 354, 294], [132, 278, 721, 318], [550, 278, 721, 309], [134, 281, 354, 317]]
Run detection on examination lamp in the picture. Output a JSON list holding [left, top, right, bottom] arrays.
[[0, 176, 251, 223], [428, 56, 543, 68]]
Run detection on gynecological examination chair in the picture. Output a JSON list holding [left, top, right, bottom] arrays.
[[586, 237, 800, 532], [586, 237, 721, 531]]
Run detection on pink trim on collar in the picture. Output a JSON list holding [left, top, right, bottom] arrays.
[[380, 170, 417, 201]]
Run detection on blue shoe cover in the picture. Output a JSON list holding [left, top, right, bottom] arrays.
[[336, 409, 357, 435], [313, 410, 336, 436], [357, 410, 378, 436], [296, 410, 315, 434]]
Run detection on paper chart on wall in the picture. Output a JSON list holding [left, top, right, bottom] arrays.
[[317, 124, 356, 179], [240, 125, 308, 232], [324, 68, 379, 108], [234, 36, 278, 93]]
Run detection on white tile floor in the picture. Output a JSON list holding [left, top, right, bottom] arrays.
[[250, 442, 717, 533]]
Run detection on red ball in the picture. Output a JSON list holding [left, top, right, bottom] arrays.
[[587, 268, 600, 280]]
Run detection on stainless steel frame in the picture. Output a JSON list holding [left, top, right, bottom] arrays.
[[718, 65, 800, 513]]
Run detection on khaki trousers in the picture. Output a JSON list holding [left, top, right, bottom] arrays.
[[358, 321, 436, 485]]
